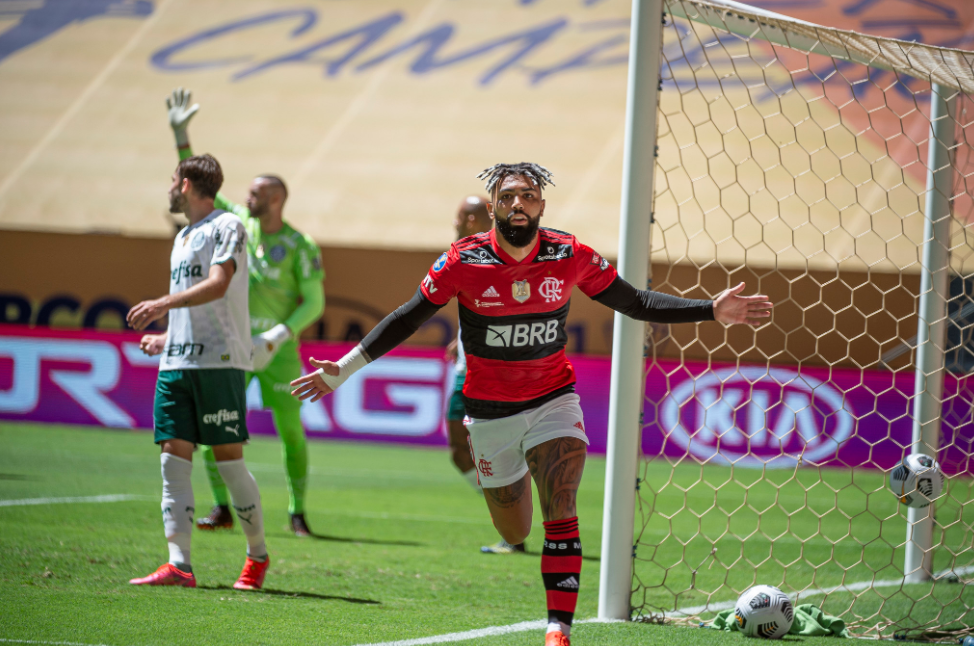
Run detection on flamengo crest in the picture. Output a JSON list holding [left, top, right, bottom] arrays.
[[512, 280, 530, 303], [539, 277, 564, 303]]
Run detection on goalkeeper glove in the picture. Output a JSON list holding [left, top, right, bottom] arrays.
[[166, 87, 200, 148], [252, 324, 292, 372]]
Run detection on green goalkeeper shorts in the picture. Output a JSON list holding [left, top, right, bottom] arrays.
[[446, 372, 466, 421], [249, 340, 303, 412], [154, 369, 249, 445]]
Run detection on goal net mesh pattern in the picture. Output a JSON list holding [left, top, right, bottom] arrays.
[[632, 0, 974, 638]]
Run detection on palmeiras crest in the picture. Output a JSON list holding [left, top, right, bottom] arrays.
[[512, 280, 530, 303]]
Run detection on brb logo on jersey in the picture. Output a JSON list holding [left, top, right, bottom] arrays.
[[486, 320, 558, 347], [538, 277, 564, 303]]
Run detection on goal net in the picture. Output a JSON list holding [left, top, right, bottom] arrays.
[[631, 0, 974, 638]]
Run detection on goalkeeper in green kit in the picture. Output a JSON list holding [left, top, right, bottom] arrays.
[[165, 88, 325, 536]]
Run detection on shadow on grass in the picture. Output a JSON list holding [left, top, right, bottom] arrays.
[[289, 530, 424, 548], [199, 584, 380, 604]]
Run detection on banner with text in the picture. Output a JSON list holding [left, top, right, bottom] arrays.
[[1, 326, 971, 472]]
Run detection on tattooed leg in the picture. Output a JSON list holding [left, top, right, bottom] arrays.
[[482, 473, 533, 545], [528, 435, 587, 638], [526, 436, 587, 522]]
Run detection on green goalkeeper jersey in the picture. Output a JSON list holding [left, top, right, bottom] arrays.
[[214, 194, 325, 336]]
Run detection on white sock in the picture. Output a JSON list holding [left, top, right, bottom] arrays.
[[161, 453, 194, 570], [546, 622, 570, 637], [460, 468, 482, 493], [217, 459, 267, 559]]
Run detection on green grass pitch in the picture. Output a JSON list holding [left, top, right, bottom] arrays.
[[0, 422, 970, 645]]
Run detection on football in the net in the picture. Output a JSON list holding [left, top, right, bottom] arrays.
[[889, 453, 945, 508], [734, 585, 794, 639]]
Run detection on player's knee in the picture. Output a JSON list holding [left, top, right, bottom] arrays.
[[491, 512, 532, 545], [498, 523, 530, 545]]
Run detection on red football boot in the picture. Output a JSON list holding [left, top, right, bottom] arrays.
[[233, 555, 270, 590], [129, 563, 196, 587], [545, 631, 570, 646]]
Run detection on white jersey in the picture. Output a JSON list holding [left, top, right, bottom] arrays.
[[160, 210, 252, 372]]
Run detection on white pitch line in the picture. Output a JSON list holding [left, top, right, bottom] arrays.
[[350, 618, 616, 646], [671, 563, 974, 617], [350, 564, 974, 646], [0, 494, 150, 508]]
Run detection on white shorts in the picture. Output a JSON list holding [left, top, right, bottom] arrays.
[[464, 393, 589, 488]]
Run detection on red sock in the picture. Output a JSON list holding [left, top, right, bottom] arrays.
[[542, 517, 581, 631]]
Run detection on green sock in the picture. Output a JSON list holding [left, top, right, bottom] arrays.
[[272, 406, 308, 515], [201, 445, 230, 507]]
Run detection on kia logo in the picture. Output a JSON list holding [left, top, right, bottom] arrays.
[[659, 367, 855, 468]]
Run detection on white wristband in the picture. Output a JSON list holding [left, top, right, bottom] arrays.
[[264, 323, 292, 346], [316, 345, 369, 391]]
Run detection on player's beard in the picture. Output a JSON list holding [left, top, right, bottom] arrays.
[[495, 212, 540, 248], [168, 189, 187, 214], [248, 201, 267, 219]]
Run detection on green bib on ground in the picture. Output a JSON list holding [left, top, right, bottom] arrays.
[[710, 604, 849, 638]]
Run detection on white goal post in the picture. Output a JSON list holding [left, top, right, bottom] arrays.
[[600, 0, 974, 635]]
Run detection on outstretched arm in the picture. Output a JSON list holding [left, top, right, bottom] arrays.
[[167, 87, 199, 161], [290, 288, 444, 402], [166, 88, 247, 216], [593, 278, 771, 326], [593, 276, 714, 323]]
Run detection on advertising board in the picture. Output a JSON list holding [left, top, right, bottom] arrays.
[[2, 326, 971, 473]]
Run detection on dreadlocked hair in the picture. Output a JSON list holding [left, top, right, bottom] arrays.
[[477, 162, 555, 196]]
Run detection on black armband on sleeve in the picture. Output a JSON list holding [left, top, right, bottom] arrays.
[[592, 276, 714, 323], [361, 287, 445, 360]]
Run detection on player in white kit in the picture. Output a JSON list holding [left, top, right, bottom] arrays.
[[126, 154, 270, 590]]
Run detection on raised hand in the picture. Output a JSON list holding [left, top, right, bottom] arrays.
[[713, 282, 772, 327], [290, 358, 340, 402], [166, 87, 199, 144]]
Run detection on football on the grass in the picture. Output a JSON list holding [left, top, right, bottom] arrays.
[[889, 453, 945, 509], [734, 585, 794, 639]]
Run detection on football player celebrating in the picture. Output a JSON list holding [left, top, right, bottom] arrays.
[[444, 196, 491, 494], [128, 154, 269, 590], [165, 88, 325, 537], [290, 163, 772, 645], [442, 196, 524, 554]]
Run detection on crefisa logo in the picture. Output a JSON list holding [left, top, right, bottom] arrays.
[[659, 367, 855, 469]]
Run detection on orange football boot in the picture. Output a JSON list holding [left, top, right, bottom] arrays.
[[545, 630, 570, 646], [233, 555, 270, 590], [129, 563, 196, 587]]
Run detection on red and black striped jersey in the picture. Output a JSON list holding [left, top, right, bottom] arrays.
[[420, 227, 618, 418]]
